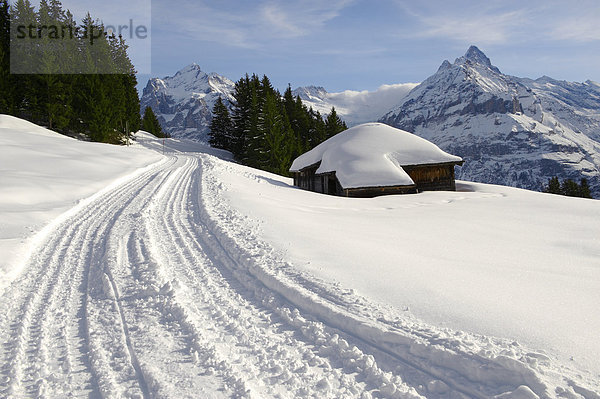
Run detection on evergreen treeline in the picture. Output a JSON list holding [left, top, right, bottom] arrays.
[[544, 176, 593, 199], [0, 0, 140, 144], [141, 106, 166, 138], [209, 73, 347, 175]]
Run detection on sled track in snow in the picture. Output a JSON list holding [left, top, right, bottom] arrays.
[[0, 151, 590, 398]]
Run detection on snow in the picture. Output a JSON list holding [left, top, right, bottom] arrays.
[[1, 116, 599, 398], [205, 158, 600, 398], [158, 63, 234, 103], [290, 123, 462, 189], [0, 115, 162, 290]]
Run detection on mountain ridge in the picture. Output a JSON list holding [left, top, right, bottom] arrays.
[[380, 46, 600, 196], [140, 64, 235, 142]]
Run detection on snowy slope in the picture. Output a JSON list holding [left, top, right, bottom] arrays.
[[207, 153, 600, 398], [140, 63, 235, 142], [1, 117, 599, 398], [0, 115, 162, 289], [380, 46, 600, 197], [293, 83, 418, 126]]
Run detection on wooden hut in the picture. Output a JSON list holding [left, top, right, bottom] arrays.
[[290, 123, 463, 198]]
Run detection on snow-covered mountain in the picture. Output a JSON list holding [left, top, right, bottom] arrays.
[[292, 83, 417, 126], [380, 46, 600, 196], [140, 63, 235, 142], [141, 64, 416, 140]]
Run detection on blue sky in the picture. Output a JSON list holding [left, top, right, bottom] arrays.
[[57, 0, 600, 92]]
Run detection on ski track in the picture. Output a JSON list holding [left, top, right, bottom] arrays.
[[0, 151, 597, 399]]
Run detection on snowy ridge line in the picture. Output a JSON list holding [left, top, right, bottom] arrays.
[[196, 155, 592, 399], [149, 155, 417, 397]]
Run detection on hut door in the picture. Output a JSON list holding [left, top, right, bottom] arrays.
[[328, 176, 337, 195]]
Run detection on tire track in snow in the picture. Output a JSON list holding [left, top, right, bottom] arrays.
[[80, 156, 228, 398], [195, 155, 553, 399], [198, 155, 600, 399], [142, 155, 424, 398], [0, 158, 176, 397], [1, 147, 555, 398], [0, 163, 159, 397], [145, 157, 320, 397], [107, 157, 236, 398]]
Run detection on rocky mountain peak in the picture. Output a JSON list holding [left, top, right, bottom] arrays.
[[176, 63, 203, 75], [455, 45, 501, 74], [465, 45, 491, 64], [437, 59, 452, 72], [380, 46, 600, 197], [140, 66, 235, 142], [294, 86, 328, 99]]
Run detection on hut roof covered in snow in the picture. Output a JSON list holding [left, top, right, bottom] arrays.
[[289, 123, 463, 189]]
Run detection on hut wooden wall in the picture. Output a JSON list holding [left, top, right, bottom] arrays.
[[293, 162, 460, 197], [346, 185, 417, 197], [294, 168, 342, 195], [403, 164, 456, 191]]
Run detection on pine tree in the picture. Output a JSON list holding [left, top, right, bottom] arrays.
[[561, 179, 580, 197], [36, 0, 72, 130], [227, 72, 346, 175], [0, 0, 11, 113], [10, 0, 37, 73], [10, 0, 41, 121], [229, 74, 252, 159], [1, 0, 140, 144], [86, 74, 115, 142], [259, 89, 293, 173], [141, 106, 165, 138], [293, 95, 311, 149], [579, 178, 592, 199], [243, 74, 262, 167], [545, 176, 561, 194], [325, 106, 347, 139], [209, 97, 233, 150]]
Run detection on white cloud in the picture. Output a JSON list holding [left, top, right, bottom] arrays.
[[260, 4, 304, 37], [415, 10, 525, 45], [551, 14, 600, 42], [394, 0, 600, 46], [152, 0, 353, 49]]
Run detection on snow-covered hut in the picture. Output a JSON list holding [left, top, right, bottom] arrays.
[[289, 123, 464, 197]]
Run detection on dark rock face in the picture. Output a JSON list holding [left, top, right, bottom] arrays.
[[140, 64, 235, 142], [380, 46, 600, 197]]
